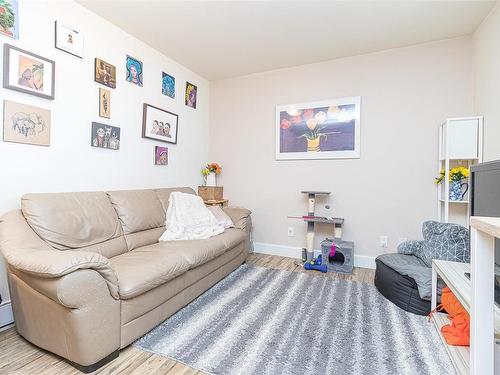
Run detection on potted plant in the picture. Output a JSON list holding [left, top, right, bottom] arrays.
[[435, 166, 469, 201], [202, 162, 222, 186]]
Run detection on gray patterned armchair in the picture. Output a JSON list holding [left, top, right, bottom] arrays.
[[375, 221, 470, 315]]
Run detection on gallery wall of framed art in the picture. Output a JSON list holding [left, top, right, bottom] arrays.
[[0, 0, 210, 307], [0, 1, 210, 229]]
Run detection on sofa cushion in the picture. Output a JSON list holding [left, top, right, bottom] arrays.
[[21, 192, 123, 250], [155, 187, 196, 212], [110, 243, 190, 299], [120, 244, 246, 325], [416, 221, 470, 267], [159, 228, 246, 269], [107, 189, 165, 234]]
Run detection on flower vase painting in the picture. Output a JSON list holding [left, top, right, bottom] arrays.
[[276, 97, 360, 160]]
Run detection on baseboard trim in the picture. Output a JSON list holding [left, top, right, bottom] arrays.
[[0, 301, 14, 329], [253, 242, 376, 269]]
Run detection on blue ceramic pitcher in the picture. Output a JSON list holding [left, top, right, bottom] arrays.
[[449, 180, 468, 201]]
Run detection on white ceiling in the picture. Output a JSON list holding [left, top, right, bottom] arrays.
[[78, 1, 496, 81]]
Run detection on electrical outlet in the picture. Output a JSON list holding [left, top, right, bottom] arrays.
[[287, 227, 295, 237], [379, 236, 388, 248]]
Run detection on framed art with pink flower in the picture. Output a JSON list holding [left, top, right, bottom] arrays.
[[275, 96, 360, 160]]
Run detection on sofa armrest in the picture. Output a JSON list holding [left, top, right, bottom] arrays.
[[397, 240, 423, 256], [222, 207, 252, 232], [9, 267, 121, 366], [0, 210, 119, 299], [6, 248, 119, 299]]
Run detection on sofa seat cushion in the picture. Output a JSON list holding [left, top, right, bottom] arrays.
[[120, 243, 247, 325], [110, 244, 190, 299], [159, 228, 246, 269]]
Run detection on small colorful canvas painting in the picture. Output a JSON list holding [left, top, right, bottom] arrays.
[[3, 100, 51, 146], [55, 21, 83, 58], [154, 146, 168, 165], [0, 0, 19, 39], [142, 103, 178, 144], [162, 72, 175, 98], [99, 88, 111, 118], [91, 122, 120, 150], [94, 58, 116, 89], [185, 81, 197, 109], [276, 97, 361, 160], [126, 55, 143, 86], [3, 44, 55, 100]]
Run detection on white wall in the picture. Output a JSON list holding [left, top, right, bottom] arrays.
[[474, 3, 500, 161], [209, 37, 474, 263], [0, 1, 209, 309]]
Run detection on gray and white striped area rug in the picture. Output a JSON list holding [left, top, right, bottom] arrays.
[[134, 265, 454, 375]]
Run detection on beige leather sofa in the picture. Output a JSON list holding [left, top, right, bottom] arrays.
[[0, 187, 251, 372]]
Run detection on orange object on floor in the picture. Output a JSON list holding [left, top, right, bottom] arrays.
[[440, 287, 470, 346]]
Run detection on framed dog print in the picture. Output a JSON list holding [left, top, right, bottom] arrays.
[[55, 21, 83, 58], [99, 88, 111, 118], [91, 122, 120, 150], [142, 103, 178, 144], [94, 58, 116, 89], [3, 100, 51, 146], [3, 44, 55, 100]]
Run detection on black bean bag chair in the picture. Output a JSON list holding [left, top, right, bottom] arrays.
[[374, 258, 431, 316]]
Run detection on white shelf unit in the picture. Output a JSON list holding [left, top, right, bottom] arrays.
[[431, 259, 500, 375], [437, 117, 483, 225]]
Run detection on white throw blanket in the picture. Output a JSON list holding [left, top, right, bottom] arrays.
[[159, 192, 224, 241]]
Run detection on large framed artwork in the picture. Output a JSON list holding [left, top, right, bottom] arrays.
[[142, 103, 178, 144], [3, 44, 56, 100], [3, 100, 51, 146], [0, 0, 19, 39], [55, 21, 83, 58], [276, 96, 361, 160]]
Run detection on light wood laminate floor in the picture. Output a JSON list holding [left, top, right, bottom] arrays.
[[0, 253, 375, 375]]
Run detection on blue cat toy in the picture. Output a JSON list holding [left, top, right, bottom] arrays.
[[304, 254, 328, 273]]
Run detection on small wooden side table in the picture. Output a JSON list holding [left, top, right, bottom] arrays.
[[203, 199, 228, 207]]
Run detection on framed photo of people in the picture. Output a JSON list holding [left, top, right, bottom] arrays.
[[142, 103, 178, 144]]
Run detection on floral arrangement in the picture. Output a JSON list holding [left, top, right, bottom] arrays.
[[201, 162, 222, 177], [435, 166, 469, 184]]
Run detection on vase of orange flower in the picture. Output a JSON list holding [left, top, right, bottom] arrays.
[[202, 163, 222, 187]]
